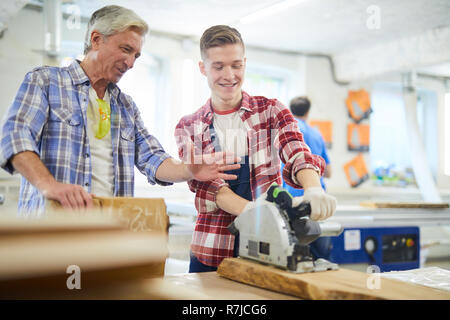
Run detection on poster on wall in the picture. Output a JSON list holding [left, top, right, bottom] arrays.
[[309, 120, 333, 149], [347, 123, 370, 152], [346, 89, 372, 123], [343, 154, 369, 188]]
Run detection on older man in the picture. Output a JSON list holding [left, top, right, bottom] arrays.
[[0, 6, 239, 214]]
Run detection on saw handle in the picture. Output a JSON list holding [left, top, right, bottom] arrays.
[[266, 184, 311, 221], [288, 202, 311, 220], [266, 184, 293, 209]]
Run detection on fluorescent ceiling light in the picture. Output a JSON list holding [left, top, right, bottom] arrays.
[[240, 0, 305, 25]]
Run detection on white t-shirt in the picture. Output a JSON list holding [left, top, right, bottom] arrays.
[[212, 108, 248, 158], [86, 87, 114, 196]]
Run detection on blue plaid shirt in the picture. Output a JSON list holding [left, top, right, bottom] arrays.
[[0, 60, 172, 213]]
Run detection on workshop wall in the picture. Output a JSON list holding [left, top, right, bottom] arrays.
[[0, 6, 448, 192]]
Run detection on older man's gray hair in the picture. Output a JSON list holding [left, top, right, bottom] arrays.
[[84, 5, 149, 54]]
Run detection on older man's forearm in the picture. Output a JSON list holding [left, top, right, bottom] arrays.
[[155, 158, 191, 183], [11, 151, 57, 192]]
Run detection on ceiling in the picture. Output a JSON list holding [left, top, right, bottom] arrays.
[[30, 0, 450, 77], [65, 0, 450, 53]]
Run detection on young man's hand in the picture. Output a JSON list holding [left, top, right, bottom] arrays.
[[294, 169, 337, 220], [186, 151, 241, 181], [296, 187, 336, 221], [155, 146, 241, 183]]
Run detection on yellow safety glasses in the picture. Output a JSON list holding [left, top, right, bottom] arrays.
[[95, 98, 111, 139]]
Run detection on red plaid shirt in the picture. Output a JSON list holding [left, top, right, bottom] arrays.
[[175, 91, 325, 267]]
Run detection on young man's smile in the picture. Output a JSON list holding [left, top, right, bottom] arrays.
[[199, 44, 246, 111]]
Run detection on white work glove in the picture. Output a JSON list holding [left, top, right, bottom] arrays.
[[293, 187, 337, 221]]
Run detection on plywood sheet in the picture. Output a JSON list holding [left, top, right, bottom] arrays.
[[96, 197, 169, 233], [217, 258, 450, 300], [48, 197, 169, 233], [48, 197, 169, 277]]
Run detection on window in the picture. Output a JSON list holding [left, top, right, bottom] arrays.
[[445, 92, 450, 176], [244, 66, 290, 105], [119, 52, 161, 135], [370, 83, 438, 185], [117, 53, 163, 192], [181, 58, 195, 113]]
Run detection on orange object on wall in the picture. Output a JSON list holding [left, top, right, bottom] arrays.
[[309, 120, 333, 149], [346, 89, 372, 123], [343, 154, 369, 188], [347, 123, 370, 151]]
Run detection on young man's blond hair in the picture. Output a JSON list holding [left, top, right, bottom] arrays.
[[199, 25, 245, 59]]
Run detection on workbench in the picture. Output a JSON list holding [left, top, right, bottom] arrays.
[[142, 272, 298, 300], [71, 266, 449, 300]]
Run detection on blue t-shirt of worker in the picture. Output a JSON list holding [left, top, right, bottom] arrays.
[[281, 118, 330, 196]]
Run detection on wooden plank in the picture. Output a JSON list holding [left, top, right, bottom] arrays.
[[94, 197, 169, 277], [47, 197, 169, 233], [0, 213, 125, 235], [360, 201, 449, 209], [0, 229, 168, 297], [217, 258, 450, 300], [48, 197, 169, 277], [96, 197, 169, 233], [0, 230, 167, 282]]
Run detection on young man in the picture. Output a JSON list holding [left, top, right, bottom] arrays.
[[175, 25, 337, 272], [0, 6, 239, 214]]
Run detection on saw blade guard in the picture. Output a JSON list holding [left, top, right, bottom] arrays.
[[229, 201, 297, 269]]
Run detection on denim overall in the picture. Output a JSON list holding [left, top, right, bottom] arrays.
[[189, 123, 252, 273]]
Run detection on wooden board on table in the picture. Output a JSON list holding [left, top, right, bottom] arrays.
[[217, 258, 450, 300], [0, 197, 170, 297], [360, 201, 449, 209], [0, 213, 124, 235], [48, 197, 169, 233], [95, 197, 169, 233], [0, 229, 168, 297], [48, 197, 169, 277]]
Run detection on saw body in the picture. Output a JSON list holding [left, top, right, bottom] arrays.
[[228, 184, 341, 273]]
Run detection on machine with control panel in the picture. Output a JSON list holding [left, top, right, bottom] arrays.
[[329, 226, 420, 272]]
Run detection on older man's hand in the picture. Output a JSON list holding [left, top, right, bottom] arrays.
[[42, 181, 93, 210]]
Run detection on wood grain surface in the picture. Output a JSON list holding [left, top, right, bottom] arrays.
[[48, 197, 169, 277], [217, 258, 450, 300], [0, 197, 170, 298]]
